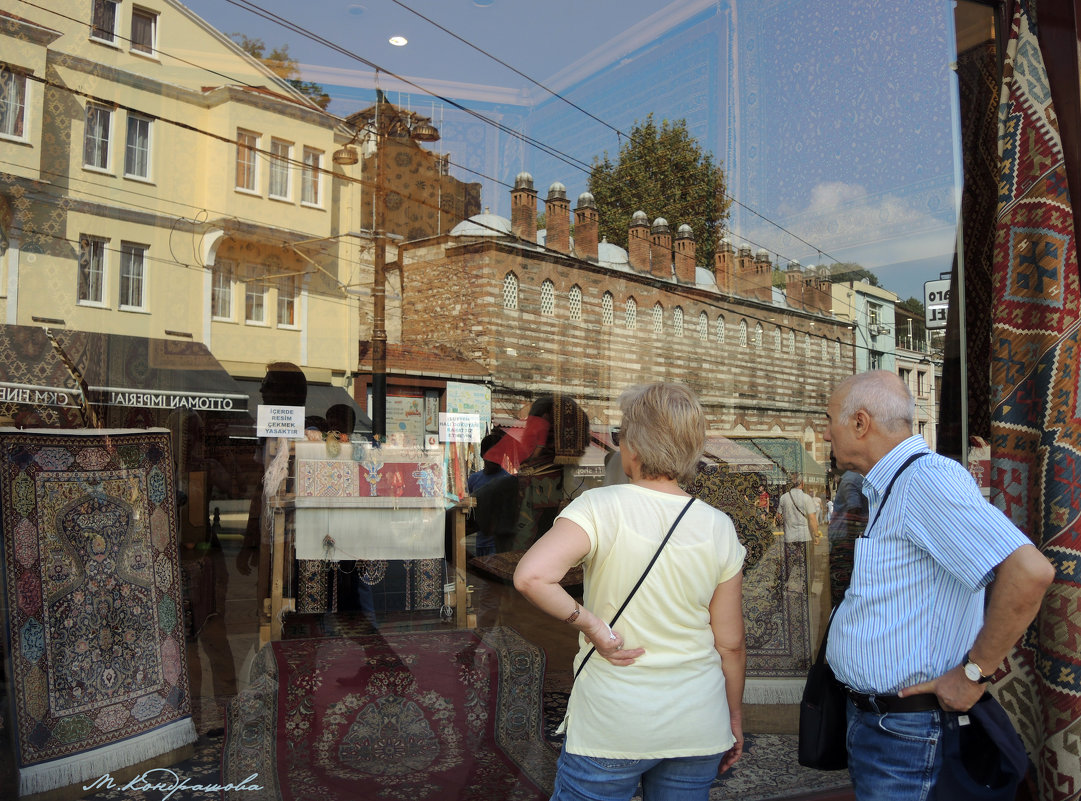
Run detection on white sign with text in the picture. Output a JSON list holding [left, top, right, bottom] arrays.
[[439, 412, 482, 443], [257, 405, 304, 438]]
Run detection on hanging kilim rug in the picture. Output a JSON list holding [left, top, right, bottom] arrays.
[[222, 626, 556, 801], [0, 428, 195, 795], [988, 3, 1081, 801]]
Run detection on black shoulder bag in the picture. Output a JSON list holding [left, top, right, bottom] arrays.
[[574, 496, 696, 680], [798, 451, 927, 770]]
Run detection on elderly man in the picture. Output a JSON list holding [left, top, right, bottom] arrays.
[[822, 370, 1053, 801]]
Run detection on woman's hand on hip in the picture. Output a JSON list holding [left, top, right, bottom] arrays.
[[584, 622, 645, 666]]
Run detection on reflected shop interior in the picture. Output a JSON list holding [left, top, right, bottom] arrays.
[[0, 0, 1063, 799]]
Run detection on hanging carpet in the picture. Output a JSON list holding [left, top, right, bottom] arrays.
[[0, 428, 195, 796], [222, 626, 555, 800]]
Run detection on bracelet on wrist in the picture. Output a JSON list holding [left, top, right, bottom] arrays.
[[562, 602, 581, 624]]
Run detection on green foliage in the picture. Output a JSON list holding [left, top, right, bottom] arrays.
[[588, 115, 730, 267], [827, 262, 880, 287], [230, 35, 331, 110], [897, 296, 925, 317]]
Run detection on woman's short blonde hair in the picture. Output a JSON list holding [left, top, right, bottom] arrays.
[[618, 382, 705, 482]]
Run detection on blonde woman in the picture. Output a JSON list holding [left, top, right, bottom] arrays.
[[515, 382, 745, 801]]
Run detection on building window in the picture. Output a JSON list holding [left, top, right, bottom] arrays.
[[269, 138, 292, 199], [84, 104, 112, 170], [821, 339, 828, 360], [804, 334, 812, 359], [236, 130, 258, 191], [78, 235, 107, 304], [652, 303, 663, 334], [245, 265, 266, 323], [301, 147, 322, 205], [868, 301, 881, 328], [786, 330, 795, 352], [569, 285, 582, 322], [773, 328, 781, 351], [918, 421, 927, 437], [130, 7, 157, 55], [278, 274, 297, 326], [124, 114, 151, 179], [211, 260, 234, 319], [119, 242, 147, 309], [899, 367, 912, 388], [674, 306, 684, 337], [502, 272, 518, 310], [698, 311, 708, 341], [716, 316, 725, 344], [753, 322, 763, 349], [917, 371, 927, 396], [91, 0, 119, 42], [739, 319, 747, 347], [870, 351, 882, 370], [540, 280, 555, 316], [0, 68, 27, 139], [602, 292, 613, 326], [625, 298, 637, 330], [835, 339, 841, 362]]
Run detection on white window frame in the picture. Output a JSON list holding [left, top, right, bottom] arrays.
[[235, 129, 259, 193], [90, 0, 120, 44], [0, 67, 28, 141], [540, 279, 555, 316], [502, 273, 518, 310], [601, 292, 613, 326], [124, 113, 151, 180], [301, 147, 322, 206], [716, 316, 725, 344], [753, 322, 763, 349], [118, 242, 147, 310], [739, 319, 747, 347], [84, 103, 112, 171], [773, 328, 781, 351], [129, 6, 158, 56], [78, 235, 108, 306], [674, 306, 684, 337], [277, 274, 298, 328], [568, 285, 582, 322], [625, 298, 637, 330], [269, 138, 292, 200], [245, 264, 267, 324], [211, 260, 235, 320], [698, 311, 708, 341]]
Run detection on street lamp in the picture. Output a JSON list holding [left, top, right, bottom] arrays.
[[343, 92, 439, 441]]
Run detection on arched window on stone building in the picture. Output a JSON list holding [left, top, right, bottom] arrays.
[[753, 322, 763, 348], [503, 272, 518, 310], [739, 319, 748, 347], [834, 338, 841, 362], [773, 327, 781, 351], [625, 297, 637, 329], [602, 292, 614, 326], [786, 329, 795, 352], [804, 333, 812, 359], [716, 316, 725, 344], [698, 311, 708, 341], [652, 303, 664, 334], [821, 339, 828, 360], [674, 306, 684, 337], [541, 279, 555, 316], [569, 284, 582, 322]]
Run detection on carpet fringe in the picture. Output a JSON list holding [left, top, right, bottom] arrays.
[[18, 717, 197, 796], [743, 678, 806, 705]]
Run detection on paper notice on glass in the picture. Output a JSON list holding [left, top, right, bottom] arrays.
[[257, 405, 304, 438], [439, 412, 481, 443]]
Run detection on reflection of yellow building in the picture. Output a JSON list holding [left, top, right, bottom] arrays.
[[0, 1, 360, 387]]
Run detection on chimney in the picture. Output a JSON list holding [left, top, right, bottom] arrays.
[[650, 218, 672, 279], [714, 236, 734, 294], [511, 172, 537, 242], [734, 244, 753, 297], [628, 211, 650, 272], [574, 192, 598, 261], [545, 182, 570, 253], [785, 260, 804, 310], [754, 249, 773, 302], [674, 224, 695, 283]]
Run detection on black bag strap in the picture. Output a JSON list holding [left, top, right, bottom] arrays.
[[813, 606, 839, 667], [863, 452, 928, 537], [574, 496, 696, 680]]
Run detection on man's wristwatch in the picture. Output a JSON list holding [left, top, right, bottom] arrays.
[[962, 652, 993, 683]]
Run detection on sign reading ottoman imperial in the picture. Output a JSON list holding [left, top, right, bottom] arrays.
[[0, 429, 196, 796]]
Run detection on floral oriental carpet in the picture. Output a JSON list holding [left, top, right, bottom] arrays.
[[222, 626, 556, 801], [0, 429, 195, 795]]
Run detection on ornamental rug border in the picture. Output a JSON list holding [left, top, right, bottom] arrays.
[[222, 626, 555, 801], [0, 428, 195, 795]]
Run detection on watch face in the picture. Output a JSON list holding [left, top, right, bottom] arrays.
[[964, 662, 981, 681]]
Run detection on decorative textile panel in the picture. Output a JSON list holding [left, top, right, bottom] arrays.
[[0, 429, 195, 795], [989, 4, 1081, 800], [222, 627, 555, 800]]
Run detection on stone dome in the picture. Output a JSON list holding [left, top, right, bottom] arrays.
[[631, 210, 649, 225], [449, 213, 512, 237]]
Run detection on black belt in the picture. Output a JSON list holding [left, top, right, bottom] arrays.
[[846, 690, 941, 714]]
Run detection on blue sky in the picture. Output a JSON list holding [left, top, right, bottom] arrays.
[[181, 0, 964, 303]]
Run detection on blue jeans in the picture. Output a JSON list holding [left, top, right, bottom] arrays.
[[846, 699, 945, 801], [550, 747, 721, 801]]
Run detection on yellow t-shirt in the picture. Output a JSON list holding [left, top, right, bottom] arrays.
[[556, 484, 745, 758]]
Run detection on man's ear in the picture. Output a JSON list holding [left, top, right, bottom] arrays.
[[853, 409, 871, 437]]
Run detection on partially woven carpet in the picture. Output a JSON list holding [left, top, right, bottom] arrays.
[[222, 626, 556, 800], [0, 429, 195, 795]]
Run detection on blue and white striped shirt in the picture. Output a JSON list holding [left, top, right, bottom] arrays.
[[825, 436, 1031, 694]]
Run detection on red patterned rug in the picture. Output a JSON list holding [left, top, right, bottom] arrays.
[[0, 429, 195, 795], [989, 3, 1081, 800], [222, 627, 556, 800]]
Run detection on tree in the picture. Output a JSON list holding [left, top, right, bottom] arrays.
[[588, 115, 730, 268], [897, 296, 925, 318], [230, 34, 331, 110]]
